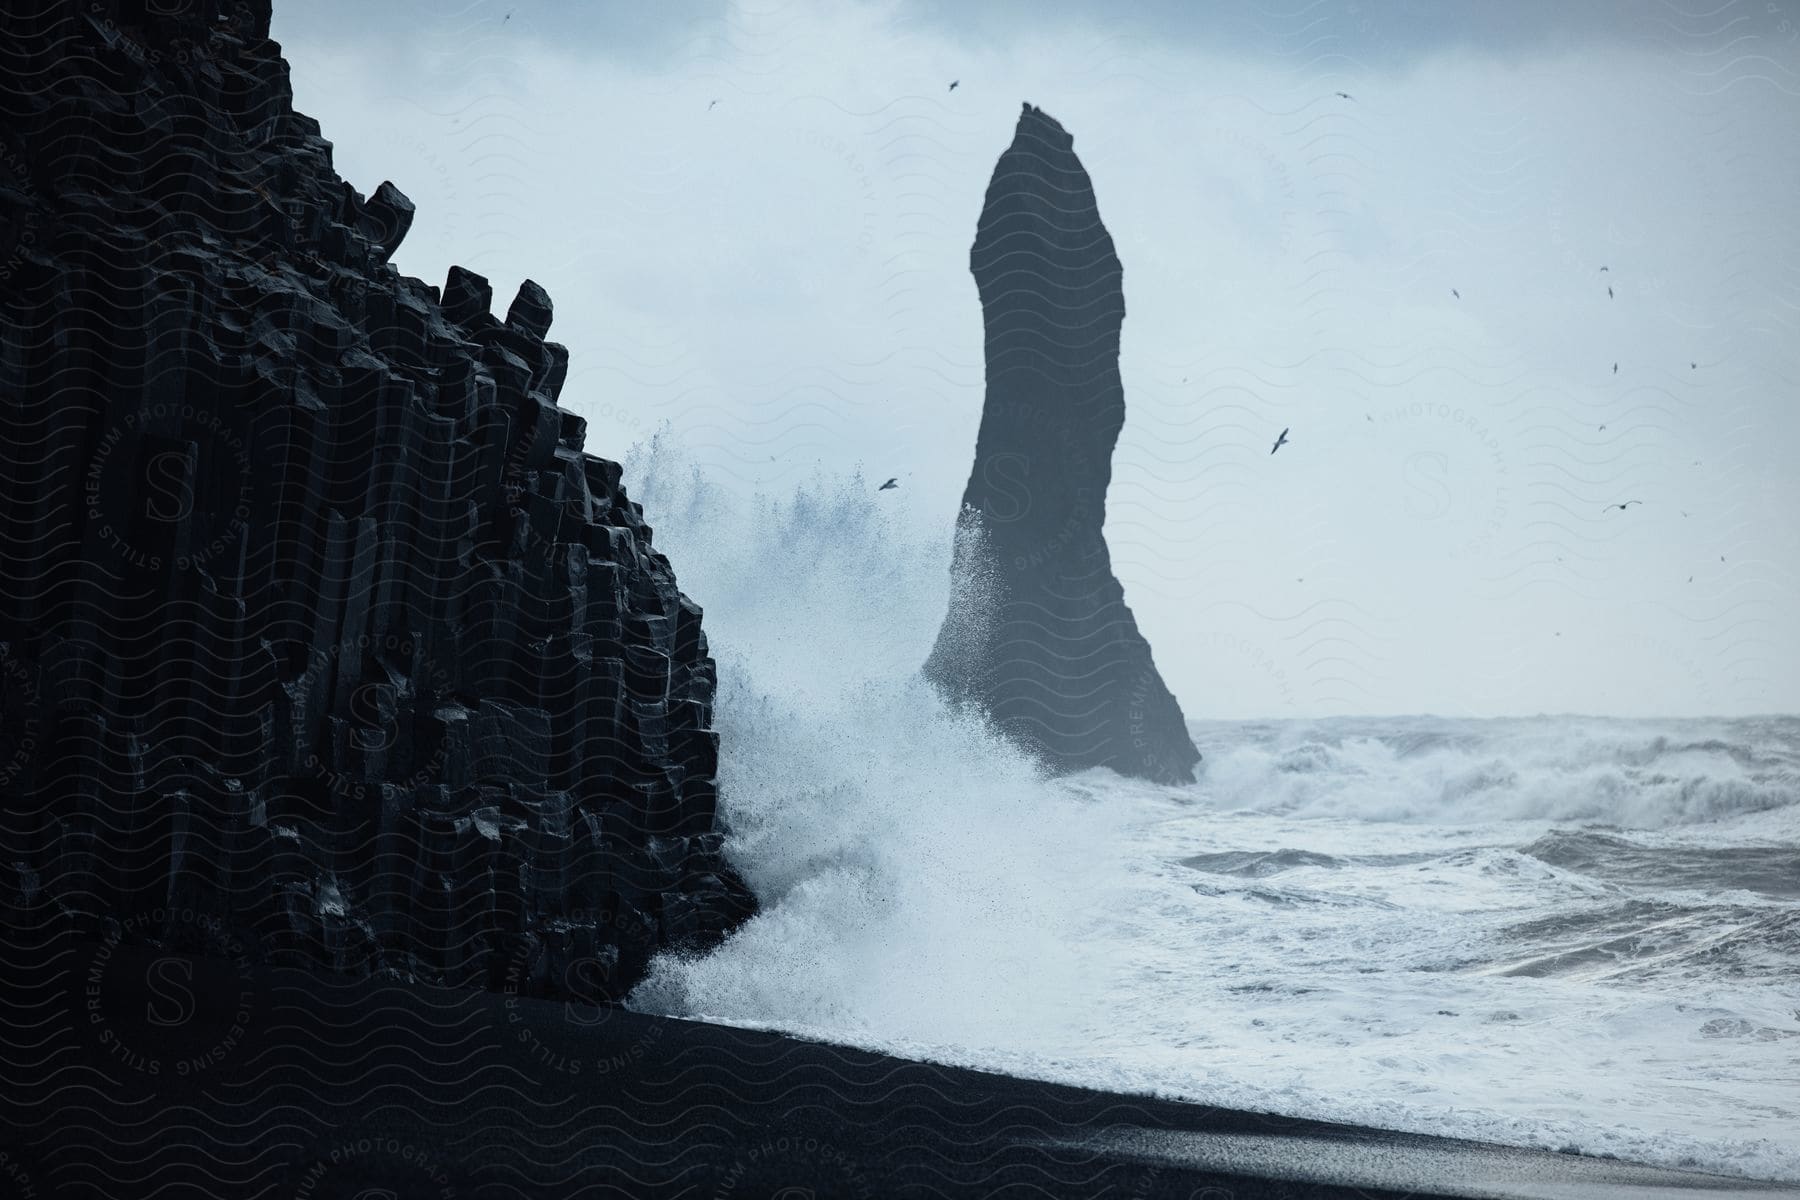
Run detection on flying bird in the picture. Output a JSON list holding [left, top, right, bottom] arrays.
[[1335, 91, 1354, 100], [1599, 265, 1609, 272], [948, 80, 959, 91], [1607, 286, 1614, 299], [1270, 428, 1290, 455], [1451, 288, 1460, 299], [708, 99, 719, 110], [1690, 362, 1697, 370], [1603, 500, 1641, 513], [1612, 362, 1618, 374], [878, 478, 899, 491], [1599, 424, 1606, 431], [503, 10, 511, 21]]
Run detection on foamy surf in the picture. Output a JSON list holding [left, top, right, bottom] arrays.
[[622, 440, 1800, 1183]]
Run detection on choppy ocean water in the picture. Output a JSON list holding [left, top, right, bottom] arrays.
[[623, 447, 1800, 1182]]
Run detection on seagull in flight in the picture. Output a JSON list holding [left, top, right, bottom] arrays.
[[1335, 91, 1354, 100], [1270, 428, 1291, 455], [708, 99, 719, 110], [503, 10, 511, 21], [1451, 288, 1460, 299], [1602, 500, 1641, 513], [948, 79, 959, 91], [878, 478, 899, 491], [1599, 265, 1609, 272], [1612, 362, 1618, 374], [1607, 285, 1614, 299]]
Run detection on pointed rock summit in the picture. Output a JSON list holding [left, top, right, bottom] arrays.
[[923, 103, 1200, 785]]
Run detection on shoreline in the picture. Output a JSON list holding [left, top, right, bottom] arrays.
[[636, 1009, 1797, 1188], [3, 941, 1797, 1199]]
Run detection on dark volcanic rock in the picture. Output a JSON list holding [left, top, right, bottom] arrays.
[[923, 103, 1200, 785], [0, 0, 752, 1001]]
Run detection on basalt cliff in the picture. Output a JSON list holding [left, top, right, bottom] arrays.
[[0, 0, 752, 1002], [924, 103, 1201, 785]]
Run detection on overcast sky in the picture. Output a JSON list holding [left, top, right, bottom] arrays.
[[272, 0, 1800, 719]]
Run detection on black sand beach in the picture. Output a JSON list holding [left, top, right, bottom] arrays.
[[4, 940, 1795, 1200], [4, 4, 1797, 1197]]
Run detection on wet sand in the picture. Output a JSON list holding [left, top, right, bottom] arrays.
[[3, 941, 1796, 1199]]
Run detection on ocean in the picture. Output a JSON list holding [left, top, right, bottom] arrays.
[[622, 443, 1800, 1183]]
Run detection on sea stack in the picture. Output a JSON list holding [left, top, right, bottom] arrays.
[[923, 103, 1200, 785], [0, 0, 750, 1002]]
